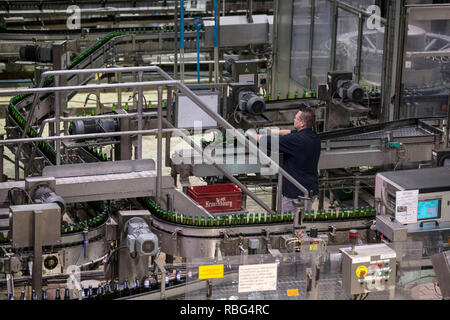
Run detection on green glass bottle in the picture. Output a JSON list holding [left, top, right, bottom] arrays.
[[188, 216, 193, 226], [343, 209, 348, 219], [283, 212, 288, 222], [288, 211, 293, 222], [200, 217, 205, 226], [295, 91, 299, 99], [231, 215, 236, 225], [371, 208, 376, 217], [349, 209, 355, 219], [277, 212, 282, 222], [124, 102, 129, 111], [213, 217, 218, 226], [355, 208, 360, 219], [272, 213, 278, 223], [194, 216, 199, 226], [236, 215, 241, 225]]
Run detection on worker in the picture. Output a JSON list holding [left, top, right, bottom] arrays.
[[254, 106, 321, 213]]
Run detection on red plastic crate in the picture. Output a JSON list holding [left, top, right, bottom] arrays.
[[187, 184, 242, 213]]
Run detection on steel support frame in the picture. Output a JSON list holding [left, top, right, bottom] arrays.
[[1, 67, 311, 229]]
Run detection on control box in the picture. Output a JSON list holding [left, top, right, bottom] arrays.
[[340, 244, 397, 295]]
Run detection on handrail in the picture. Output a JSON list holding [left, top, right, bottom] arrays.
[[2, 68, 311, 220]]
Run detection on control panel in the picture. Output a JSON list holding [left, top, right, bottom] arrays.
[[340, 244, 397, 295]]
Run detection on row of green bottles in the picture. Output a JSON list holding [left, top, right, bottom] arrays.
[[303, 207, 376, 222], [271, 90, 317, 101], [61, 211, 108, 235], [145, 198, 295, 227]]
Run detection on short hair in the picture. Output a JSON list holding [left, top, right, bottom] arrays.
[[299, 107, 316, 128]]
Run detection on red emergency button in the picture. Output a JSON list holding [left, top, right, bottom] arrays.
[[378, 263, 382, 267]]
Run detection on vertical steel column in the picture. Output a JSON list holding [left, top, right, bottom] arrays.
[[116, 72, 122, 108], [214, 0, 220, 83], [330, 1, 339, 72], [180, 0, 185, 82], [55, 75, 61, 165], [157, 87, 163, 200], [276, 173, 283, 212], [355, 13, 364, 83], [393, 0, 408, 120], [32, 209, 44, 300], [353, 177, 360, 209], [308, 0, 316, 90], [446, 92, 450, 148], [174, 0, 179, 79], [0, 135, 3, 181], [137, 71, 143, 159], [165, 88, 173, 168], [381, 0, 394, 122]]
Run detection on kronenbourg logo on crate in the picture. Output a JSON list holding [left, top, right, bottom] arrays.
[[205, 197, 233, 208]]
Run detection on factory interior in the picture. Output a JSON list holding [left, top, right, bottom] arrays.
[[0, 0, 449, 303]]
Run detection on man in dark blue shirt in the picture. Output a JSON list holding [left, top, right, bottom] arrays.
[[255, 107, 321, 213]]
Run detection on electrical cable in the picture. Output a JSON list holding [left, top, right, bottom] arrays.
[[75, 231, 86, 265]]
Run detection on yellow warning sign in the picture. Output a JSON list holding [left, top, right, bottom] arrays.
[[245, 67, 249, 73], [198, 264, 224, 280], [355, 266, 368, 278], [287, 289, 299, 297]]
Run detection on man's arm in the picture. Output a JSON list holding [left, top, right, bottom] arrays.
[[254, 130, 291, 142], [278, 130, 292, 136]]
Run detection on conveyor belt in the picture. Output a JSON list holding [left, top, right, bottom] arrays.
[[319, 118, 443, 141], [333, 126, 434, 141]]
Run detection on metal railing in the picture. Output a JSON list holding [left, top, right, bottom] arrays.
[[1, 66, 311, 228]]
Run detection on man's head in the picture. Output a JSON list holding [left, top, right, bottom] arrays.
[[294, 107, 316, 131]]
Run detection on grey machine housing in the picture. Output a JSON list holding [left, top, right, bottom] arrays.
[[124, 217, 159, 256]]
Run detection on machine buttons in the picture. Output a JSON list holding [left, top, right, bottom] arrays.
[[356, 266, 368, 278]]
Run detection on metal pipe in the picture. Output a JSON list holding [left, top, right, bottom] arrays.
[[355, 13, 364, 83], [308, 0, 316, 90], [137, 72, 143, 160], [55, 76, 61, 165], [157, 87, 163, 200], [0, 128, 180, 146], [276, 172, 283, 213], [0, 80, 179, 96], [180, 0, 185, 82], [214, 0, 220, 83], [330, 1, 338, 71], [334, 0, 387, 24], [174, 0, 179, 80]]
